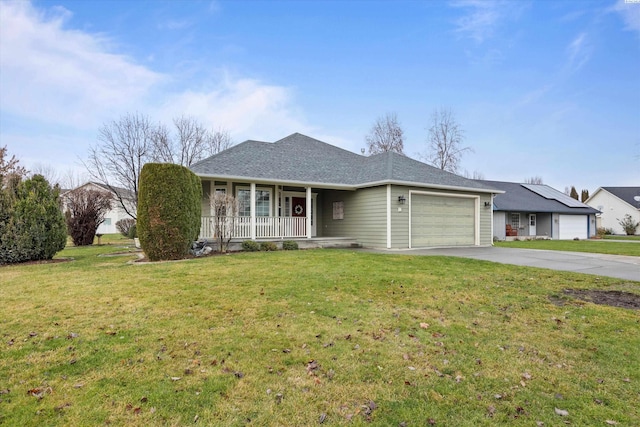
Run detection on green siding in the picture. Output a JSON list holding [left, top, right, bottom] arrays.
[[479, 194, 492, 245], [321, 186, 387, 247]]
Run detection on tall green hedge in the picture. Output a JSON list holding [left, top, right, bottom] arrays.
[[137, 163, 202, 261], [0, 175, 67, 264]]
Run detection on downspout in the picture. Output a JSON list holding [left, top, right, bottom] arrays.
[[490, 194, 495, 246]]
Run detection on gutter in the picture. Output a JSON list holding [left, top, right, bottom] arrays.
[[194, 175, 504, 194]]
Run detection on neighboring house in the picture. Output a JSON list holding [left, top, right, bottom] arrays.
[[60, 182, 136, 234], [481, 180, 599, 240], [586, 187, 640, 235], [189, 133, 501, 249]]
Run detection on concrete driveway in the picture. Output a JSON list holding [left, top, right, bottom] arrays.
[[363, 247, 640, 281]]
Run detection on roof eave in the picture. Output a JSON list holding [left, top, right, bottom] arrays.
[[194, 173, 357, 190], [357, 179, 505, 194]]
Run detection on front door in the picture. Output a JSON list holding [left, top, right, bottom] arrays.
[[529, 214, 537, 236], [292, 197, 306, 218], [284, 194, 316, 237]]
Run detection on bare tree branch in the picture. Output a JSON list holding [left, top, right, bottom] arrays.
[[207, 128, 233, 157], [365, 112, 404, 155], [84, 113, 234, 220], [0, 145, 28, 187], [62, 188, 113, 246], [524, 176, 544, 184], [84, 112, 153, 220], [423, 108, 472, 174], [209, 191, 239, 253]]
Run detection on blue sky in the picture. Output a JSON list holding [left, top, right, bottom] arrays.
[[1, 0, 638, 192]]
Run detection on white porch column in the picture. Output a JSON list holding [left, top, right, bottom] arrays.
[[250, 183, 256, 240], [386, 184, 392, 249], [276, 185, 282, 238], [306, 186, 312, 239]]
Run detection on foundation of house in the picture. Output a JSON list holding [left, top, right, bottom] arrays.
[[503, 235, 552, 241], [201, 237, 361, 252]]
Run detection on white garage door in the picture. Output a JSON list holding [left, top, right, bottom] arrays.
[[559, 215, 588, 240], [411, 194, 476, 247]]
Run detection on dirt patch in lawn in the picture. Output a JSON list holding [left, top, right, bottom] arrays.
[[551, 289, 640, 310]]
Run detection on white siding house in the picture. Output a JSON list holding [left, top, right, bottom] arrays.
[[61, 182, 136, 234], [586, 187, 640, 235]]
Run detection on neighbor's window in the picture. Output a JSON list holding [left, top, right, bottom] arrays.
[[103, 218, 112, 225], [510, 213, 520, 229]]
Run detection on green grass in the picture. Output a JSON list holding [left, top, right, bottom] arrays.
[[603, 235, 640, 241], [495, 239, 640, 256], [1, 243, 639, 426]]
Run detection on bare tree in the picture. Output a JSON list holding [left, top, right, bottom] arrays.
[[85, 112, 153, 220], [365, 112, 404, 155], [60, 169, 89, 190], [151, 116, 233, 166], [62, 187, 113, 246], [462, 169, 485, 180], [85, 113, 233, 220], [30, 163, 61, 186], [0, 145, 28, 186], [209, 191, 239, 253], [524, 176, 544, 184], [207, 127, 233, 156], [423, 108, 472, 174]]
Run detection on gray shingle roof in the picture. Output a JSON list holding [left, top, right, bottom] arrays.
[[481, 180, 599, 214], [600, 187, 640, 208], [190, 133, 497, 192]]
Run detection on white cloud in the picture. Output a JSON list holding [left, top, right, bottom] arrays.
[[566, 32, 592, 73], [160, 76, 313, 142], [450, 0, 528, 43], [0, 1, 164, 129], [612, 0, 640, 35], [0, 0, 313, 163]]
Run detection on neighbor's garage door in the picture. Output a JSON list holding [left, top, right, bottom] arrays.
[[411, 194, 476, 247], [558, 215, 588, 240]]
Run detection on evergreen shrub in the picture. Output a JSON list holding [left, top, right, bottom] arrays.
[[282, 240, 299, 250], [260, 241, 278, 251], [241, 240, 260, 252], [0, 175, 66, 264], [137, 163, 202, 261]]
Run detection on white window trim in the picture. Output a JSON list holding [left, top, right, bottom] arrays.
[[511, 213, 521, 228], [236, 186, 273, 217]]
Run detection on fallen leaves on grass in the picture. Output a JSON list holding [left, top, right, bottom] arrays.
[[554, 408, 569, 417], [27, 387, 52, 399]]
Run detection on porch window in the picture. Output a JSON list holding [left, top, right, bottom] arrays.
[[212, 188, 227, 216], [237, 188, 272, 217], [510, 213, 520, 229]]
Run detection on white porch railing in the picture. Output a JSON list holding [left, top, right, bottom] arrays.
[[199, 216, 307, 239]]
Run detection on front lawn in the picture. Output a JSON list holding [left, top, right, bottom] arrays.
[[494, 239, 640, 256], [603, 235, 640, 241], [1, 244, 639, 426]]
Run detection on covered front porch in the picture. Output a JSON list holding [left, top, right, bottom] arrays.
[[198, 180, 324, 240], [200, 215, 309, 239]]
